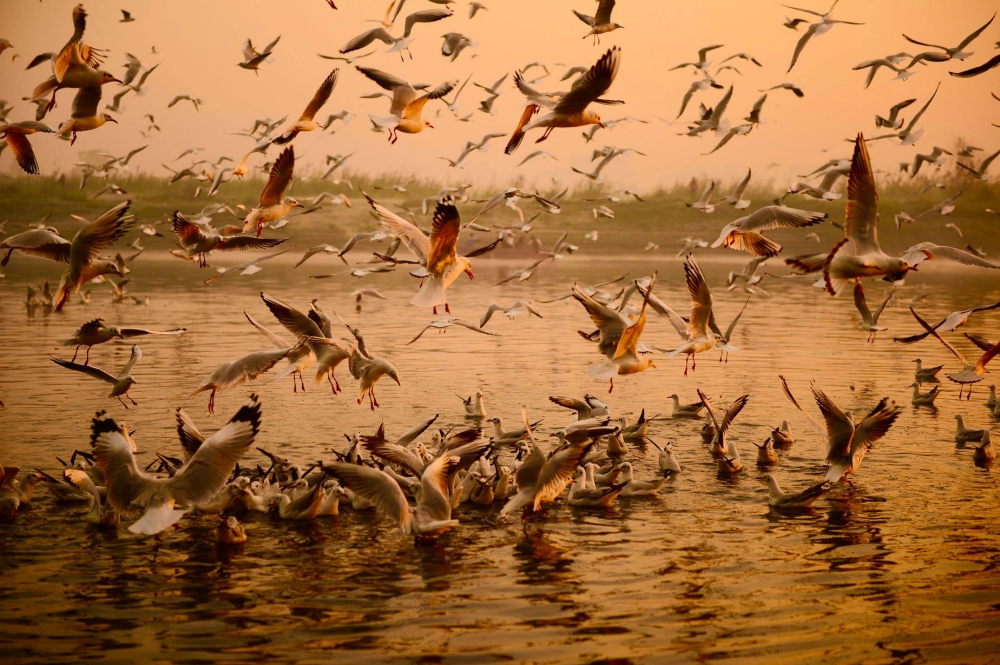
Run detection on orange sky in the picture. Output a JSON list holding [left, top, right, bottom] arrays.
[[1, 0, 998, 190]]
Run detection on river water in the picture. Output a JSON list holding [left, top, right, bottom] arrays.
[[1, 253, 999, 663]]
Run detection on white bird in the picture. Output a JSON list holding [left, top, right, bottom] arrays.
[[89, 395, 261, 535], [710, 206, 828, 258], [902, 12, 995, 61], [191, 348, 293, 413], [661, 258, 723, 374], [909, 308, 1000, 399], [762, 473, 828, 508], [686, 180, 716, 213], [853, 283, 894, 342], [811, 385, 902, 482], [358, 67, 456, 142], [52, 345, 142, 408], [721, 168, 752, 209], [479, 300, 543, 327], [785, 0, 864, 73], [173, 212, 285, 267], [239, 36, 279, 74]]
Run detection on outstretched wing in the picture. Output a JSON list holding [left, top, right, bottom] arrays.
[[554, 47, 621, 116]]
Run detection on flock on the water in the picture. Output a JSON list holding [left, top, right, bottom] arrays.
[[1, 1, 999, 543]]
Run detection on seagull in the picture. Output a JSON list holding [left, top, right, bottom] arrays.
[[192, 348, 292, 414], [783, 135, 916, 295], [406, 317, 499, 344], [710, 206, 828, 258], [572, 0, 624, 44], [441, 32, 476, 61], [572, 274, 657, 392], [762, 474, 829, 509], [721, 168, 752, 209], [89, 395, 261, 535], [239, 35, 280, 74], [357, 67, 456, 142], [31, 5, 123, 114], [62, 319, 185, 365], [894, 242, 1000, 277], [853, 58, 913, 88], [167, 95, 201, 112], [670, 44, 724, 72], [956, 147, 1000, 180], [686, 181, 716, 213], [908, 146, 953, 178], [0, 121, 57, 174], [505, 47, 622, 153], [903, 12, 995, 61], [172, 212, 285, 267], [853, 283, 894, 342], [57, 86, 117, 145], [53, 201, 136, 311], [493, 257, 550, 286], [949, 53, 1000, 78], [660, 258, 724, 374], [893, 300, 1000, 344], [52, 344, 142, 408], [272, 69, 339, 144], [242, 146, 301, 237], [811, 384, 902, 483], [868, 83, 939, 145], [875, 98, 916, 128], [479, 301, 543, 327], [785, 0, 864, 73], [365, 194, 484, 313], [341, 5, 453, 60], [204, 248, 290, 285], [347, 345, 400, 410], [761, 82, 804, 98], [909, 308, 1000, 399]]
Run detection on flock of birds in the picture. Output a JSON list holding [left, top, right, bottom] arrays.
[[1, 2, 1000, 545]]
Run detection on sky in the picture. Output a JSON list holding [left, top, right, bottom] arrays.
[[1, 0, 998, 191]]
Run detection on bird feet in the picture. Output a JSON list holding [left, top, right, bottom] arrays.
[[608, 378, 614, 394], [445, 303, 451, 314], [118, 396, 130, 409]]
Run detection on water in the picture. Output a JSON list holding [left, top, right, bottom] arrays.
[[2, 254, 999, 663]]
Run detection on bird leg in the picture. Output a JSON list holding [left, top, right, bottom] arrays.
[[70, 131, 78, 147], [373, 388, 380, 409], [46, 88, 58, 113], [433, 305, 438, 315], [683, 355, 690, 376], [85, 346, 91, 365], [299, 372, 306, 392], [445, 303, 451, 314], [255, 223, 263, 239], [293, 376, 298, 394], [608, 377, 614, 394], [692, 356, 697, 372], [71, 345, 81, 363], [128, 393, 137, 407], [208, 389, 216, 415], [118, 395, 130, 410], [535, 127, 555, 143]]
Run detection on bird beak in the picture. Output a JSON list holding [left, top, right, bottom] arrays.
[[394, 376, 401, 386], [598, 122, 606, 129], [649, 361, 656, 369], [427, 123, 435, 129], [113, 78, 124, 84], [108, 118, 118, 124], [465, 266, 475, 280], [116, 332, 125, 339]]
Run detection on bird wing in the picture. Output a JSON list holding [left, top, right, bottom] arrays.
[[614, 274, 654, 361], [244, 311, 290, 349], [356, 65, 409, 92], [70, 86, 102, 119], [363, 192, 430, 262], [259, 146, 294, 206], [216, 235, 287, 252], [595, 0, 617, 24], [572, 284, 629, 359], [52, 358, 116, 384], [778, 375, 824, 432], [341, 28, 395, 53], [956, 12, 996, 50], [166, 396, 261, 505], [416, 454, 459, 521], [811, 385, 855, 459], [323, 463, 411, 531], [402, 8, 453, 38], [903, 83, 939, 132], [977, 148, 1000, 175], [853, 283, 873, 325], [964, 332, 996, 352], [2, 229, 71, 262], [301, 69, 338, 121], [426, 200, 461, 274], [554, 47, 620, 116], [950, 53, 1000, 79], [844, 134, 881, 254], [787, 23, 819, 72], [684, 257, 713, 339], [362, 427, 426, 476], [573, 10, 595, 26], [171, 211, 208, 248], [903, 243, 1000, 269], [741, 205, 829, 232], [403, 80, 455, 119], [70, 201, 135, 279], [175, 407, 206, 459], [453, 319, 501, 337], [118, 345, 142, 379], [196, 348, 289, 393], [975, 338, 1000, 375], [723, 297, 751, 341], [89, 412, 156, 512], [260, 292, 324, 341], [397, 414, 439, 447], [872, 287, 895, 323], [850, 397, 901, 456], [909, 307, 968, 365], [464, 237, 503, 258], [533, 439, 595, 508]]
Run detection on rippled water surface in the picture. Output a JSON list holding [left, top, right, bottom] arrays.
[[2, 254, 1000, 663]]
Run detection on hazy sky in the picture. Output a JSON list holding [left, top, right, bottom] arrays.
[[1, 0, 998, 190]]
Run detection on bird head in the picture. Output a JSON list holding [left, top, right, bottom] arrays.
[[388, 368, 401, 386], [613, 23, 625, 29], [287, 197, 302, 208], [425, 120, 435, 129], [100, 71, 123, 85], [102, 114, 118, 124], [109, 326, 125, 339]]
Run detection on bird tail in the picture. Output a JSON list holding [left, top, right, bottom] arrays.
[[128, 500, 188, 535], [823, 238, 851, 296], [32, 76, 57, 102], [504, 104, 539, 155], [499, 490, 533, 515], [588, 362, 618, 380], [784, 253, 826, 274], [824, 462, 848, 483], [410, 275, 447, 308]]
